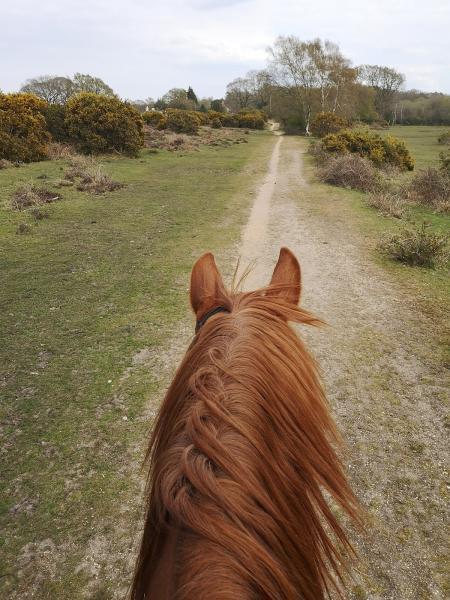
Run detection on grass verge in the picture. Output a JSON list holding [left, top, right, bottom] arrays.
[[0, 131, 274, 599]]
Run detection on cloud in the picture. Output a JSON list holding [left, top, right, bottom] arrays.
[[1, 0, 449, 98]]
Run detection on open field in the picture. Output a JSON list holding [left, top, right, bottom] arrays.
[[0, 131, 275, 599], [387, 125, 449, 169]]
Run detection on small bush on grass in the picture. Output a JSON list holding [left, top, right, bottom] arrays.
[[310, 112, 349, 138], [30, 207, 50, 220], [16, 222, 32, 235], [365, 191, 409, 219], [318, 154, 380, 192], [0, 93, 50, 162], [437, 130, 450, 145], [211, 118, 222, 129], [0, 158, 14, 169], [64, 155, 123, 194], [10, 183, 62, 210], [65, 93, 144, 156], [321, 129, 414, 171], [378, 223, 448, 267], [47, 142, 75, 160], [409, 167, 450, 212]]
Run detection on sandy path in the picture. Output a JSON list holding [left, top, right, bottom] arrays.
[[236, 134, 449, 599]]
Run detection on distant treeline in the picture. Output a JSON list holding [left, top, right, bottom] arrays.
[[224, 37, 450, 132]]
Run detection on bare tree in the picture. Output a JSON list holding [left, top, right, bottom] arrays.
[[20, 75, 75, 104], [224, 77, 253, 112], [268, 36, 323, 134]]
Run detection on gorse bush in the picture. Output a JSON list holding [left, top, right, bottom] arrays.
[[310, 112, 349, 138], [321, 129, 414, 171], [65, 93, 144, 156], [318, 154, 380, 192], [163, 109, 200, 134], [0, 93, 50, 162], [44, 104, 69, 142], [378, 223, 448, 267], [142, 111, 166, 128]]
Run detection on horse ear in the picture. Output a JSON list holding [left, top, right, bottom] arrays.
[[190, 252, 225, 315], [269, 247, 301, 305]]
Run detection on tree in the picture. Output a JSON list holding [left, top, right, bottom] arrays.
[[20, 75, 75, 104], [358, 65, 405, 121], [268, 37, 357, 134], [161, 88, 195, 110], [210, 99, 225, 112], [268, 36, 322, 134], [187, 86, 198, 105], [72, 73, 115, 97], [225, 77, 253, 112]]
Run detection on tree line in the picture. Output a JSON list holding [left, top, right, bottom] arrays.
[[224, 37, 450, 132]]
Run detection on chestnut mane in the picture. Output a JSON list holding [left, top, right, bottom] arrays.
[[131, 251, 360, 599]]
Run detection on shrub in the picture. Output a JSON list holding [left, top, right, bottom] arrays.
[[142, 110, 165, 128], [64, 155, 123, 194], [409, 167, 450, 209], [0, 158, 14, 169], [321, 129, 414, 171], [211, 118, 222, 129], [10, 183, 61, 210], [235, 111, 265, 129], [44, 104, 69, 142], [65, 93, 144, 156], [0, 93, 50, 162], [365, 191, 408, 219], [310, 112, 348, 138], [378, 223, 448, 267], [439, 149, 450, 176], [437, 130, 450, 145], [46, 142, 75, 160], [16, 222, 32, 235], [318, 154, 380, 192], [163, 109, 199, 134]]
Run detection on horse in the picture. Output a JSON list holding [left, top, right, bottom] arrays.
[[131, 247, 361, 599]]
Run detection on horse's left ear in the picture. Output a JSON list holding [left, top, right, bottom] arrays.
[[190, 252, 226, 315], [268, 247, 301, 305]]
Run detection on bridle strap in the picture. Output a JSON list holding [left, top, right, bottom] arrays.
[[195, 306, 230, 333]]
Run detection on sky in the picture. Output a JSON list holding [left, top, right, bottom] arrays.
[[2, 0, 450, 99]]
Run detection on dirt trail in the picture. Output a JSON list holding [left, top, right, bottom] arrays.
[[236, 134, 449, 599]]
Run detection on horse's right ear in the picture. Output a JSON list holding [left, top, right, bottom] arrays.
[[190, 253, 225, 316], [268, 247, 301, 305]]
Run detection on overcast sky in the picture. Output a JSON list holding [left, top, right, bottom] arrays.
[[2, 0, 449, 99]]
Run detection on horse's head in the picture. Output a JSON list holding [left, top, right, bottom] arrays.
[[190, 247, 302, 334]]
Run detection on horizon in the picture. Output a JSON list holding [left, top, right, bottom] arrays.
[[2, 0, 450, 99]]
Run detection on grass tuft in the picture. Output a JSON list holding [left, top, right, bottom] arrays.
[[10, 183, 62, 210]]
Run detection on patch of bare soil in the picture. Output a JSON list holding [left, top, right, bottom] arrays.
[[236, 134, 449, 599]]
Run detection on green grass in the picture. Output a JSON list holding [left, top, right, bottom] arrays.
[[385, 125, 449, 170], [0, 132, 274, 598]]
